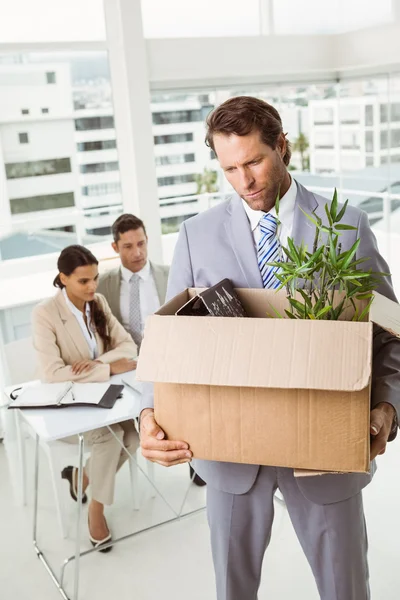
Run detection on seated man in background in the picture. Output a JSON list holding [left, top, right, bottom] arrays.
[[97, 213, 205, 486]]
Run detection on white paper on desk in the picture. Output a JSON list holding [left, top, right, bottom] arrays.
[[12, 382, 112, 407], [13, 382, 71, 407], [67, 383, 111, 405]]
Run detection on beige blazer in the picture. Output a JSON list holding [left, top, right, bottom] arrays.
[[32, 291, 137, 383], [97, 261, 169, 325]]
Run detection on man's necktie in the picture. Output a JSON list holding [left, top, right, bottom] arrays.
[[257, 213, 282, 289], [129, 274, 143, 352]]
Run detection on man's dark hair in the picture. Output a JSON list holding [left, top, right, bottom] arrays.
[[205, 96, 291, 166], [112, 214, 147, 243]]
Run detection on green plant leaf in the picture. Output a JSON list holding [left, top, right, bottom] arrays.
[[335, 224, 357, 231], [287, 237, 301, 266], [300, 207, 321, 229], [356, 293, 374, 300], [275, 191, 280, 218], [298, 288, 312, 310], [268, 304, 283, 319], [316, 305, 333, 319], [284, 310, 297, 319], [330, 188, 338, 221], [328, 236, 338, 267], [324, 203, 333, 227], [282, 246, 295, 261], [358, 297, 374, 322], [347, 279, 363, 287], [288, 298, 307, 315], [341, 238, 361, 270], [335, 199, 348, 223], [346, 258, 368, 268]]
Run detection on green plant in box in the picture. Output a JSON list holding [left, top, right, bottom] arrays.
[[268, 189, 389, 321]]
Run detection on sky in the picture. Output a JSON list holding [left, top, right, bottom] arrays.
[[0, 0, 394, 43]]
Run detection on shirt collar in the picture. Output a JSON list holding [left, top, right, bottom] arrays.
[[62, 287, 91, 320], [120, 260, 151, 283], [241, 176, 297, 232]]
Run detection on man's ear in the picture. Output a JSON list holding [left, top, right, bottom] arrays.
[[278, 133, 287, 158], [111, 241, 119, 254]]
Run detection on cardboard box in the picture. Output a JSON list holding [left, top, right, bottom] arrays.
[[136, 287, 400, 473]]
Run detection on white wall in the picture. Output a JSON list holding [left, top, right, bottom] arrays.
[[1, 120, 76, 163], [0, 63, 72, 121], [146, 35, 336, 89], [335, 22, 400, 72], [143, 21, 400, 90]]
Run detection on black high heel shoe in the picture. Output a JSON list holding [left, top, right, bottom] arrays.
[[61, 466, 88, 504], [89, 518, 113, 554]]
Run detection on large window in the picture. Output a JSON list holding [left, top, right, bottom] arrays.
[[80, 161, 119, 174], [157, 173, 196, 186], [82, 182, 121, 196], [365, 105, 374, 126], [152, 110, 202, 125], [380, 103, 400, 123], [365, 131, 374, 152], [155, 153, 195, 166], [0, 49, 121, 262], [6, 157, 71, 179], [77, 140, 117, 152], [75, 116, 115, 131], [18, 132, 29, 144], [154, 133, 193, 145], [380, 129, 400, 150], [10, 192, 75, 215]]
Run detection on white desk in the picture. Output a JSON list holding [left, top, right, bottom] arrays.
[[8, 374, 141, 442], [3, 373, 203, 600], [4, 374, 142, 600]]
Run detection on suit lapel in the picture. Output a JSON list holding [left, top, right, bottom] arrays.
[[54, 291, 91, 360], [151, 262, 168, 304], [224, 195, 264, 289], [292, 181, 319, 251], [108, 269, 122, 323]]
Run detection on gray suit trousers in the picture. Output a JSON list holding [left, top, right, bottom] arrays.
[[207, 466, 369, 600]]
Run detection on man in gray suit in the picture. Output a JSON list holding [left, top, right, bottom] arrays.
[[139, 97, 399, 599], [97, 213, 169, 351], [99, 213, 206, 486]]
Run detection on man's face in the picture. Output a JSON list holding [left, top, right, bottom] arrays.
[[112, 227, 148, 273], [214, 130, 288, 213]]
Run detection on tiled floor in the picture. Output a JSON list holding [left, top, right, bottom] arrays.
[[0, 411, 399, 600]]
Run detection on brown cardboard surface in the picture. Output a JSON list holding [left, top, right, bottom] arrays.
[[136, 286, 378, 473], [138, 315, 372, 392], [154, 383, 370, 473]]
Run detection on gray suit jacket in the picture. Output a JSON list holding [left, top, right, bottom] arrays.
[[97, 261, 169, 326], [155, 182, 400, 504]]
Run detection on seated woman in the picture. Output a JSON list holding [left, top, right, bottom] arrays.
[[32, 244, 139, 553]]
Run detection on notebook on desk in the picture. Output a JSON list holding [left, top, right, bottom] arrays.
[[8, 382, 124, 410]]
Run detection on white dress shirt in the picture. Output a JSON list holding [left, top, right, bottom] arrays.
[[241, 177, 297, 249], [120, 261, 161, 335], [62, 287, 98, 359]]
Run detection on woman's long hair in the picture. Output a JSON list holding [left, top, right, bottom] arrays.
[[53, 245, 111, 352]]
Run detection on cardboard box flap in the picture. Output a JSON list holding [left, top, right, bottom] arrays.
[[370, 291, 400, 337], [137, 315, 372, 391]]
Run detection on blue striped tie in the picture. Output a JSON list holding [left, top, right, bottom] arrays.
[[257, 213, 281, 289]]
